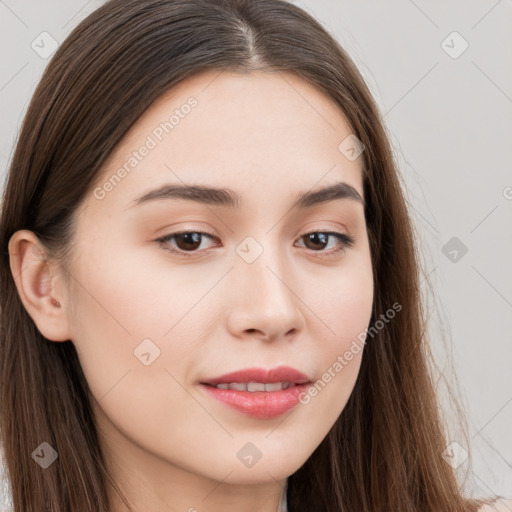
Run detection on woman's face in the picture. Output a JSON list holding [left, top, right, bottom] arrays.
[[64, 70, 373, 492]]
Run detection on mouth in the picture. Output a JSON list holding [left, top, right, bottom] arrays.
[[199, 366, 312, 419], [202, 381, 301, 392]]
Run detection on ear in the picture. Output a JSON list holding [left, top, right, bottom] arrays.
[[8, 229, 72, 342]]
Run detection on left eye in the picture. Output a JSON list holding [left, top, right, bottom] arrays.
[[156, 230, 355, 257], [296, 231, 354, 254]]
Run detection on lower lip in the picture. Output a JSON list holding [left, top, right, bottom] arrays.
[[200, 383, 310, 419]]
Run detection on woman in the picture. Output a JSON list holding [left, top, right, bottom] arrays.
[[0, 0, 507, 511]]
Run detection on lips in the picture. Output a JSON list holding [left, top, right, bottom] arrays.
[[200, 366, 311, 387], [199, 366, 312, 419]]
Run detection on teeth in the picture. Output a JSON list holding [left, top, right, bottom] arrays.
[[265, 381, 288, 391], [247, 382, 265, 392], [213, 381, 292, 392], [229, 382, 247, 391]]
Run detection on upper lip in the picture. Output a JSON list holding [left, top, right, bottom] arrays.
[[200, 365, 311, 386]]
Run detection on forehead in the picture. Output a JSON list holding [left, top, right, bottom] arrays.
[[87, 69, 364, 215]]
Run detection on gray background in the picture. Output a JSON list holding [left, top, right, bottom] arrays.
[[1, 0, 511, 507]]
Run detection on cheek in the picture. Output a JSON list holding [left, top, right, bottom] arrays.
[[67, 250, 218, 465], [322, 281, 374, 348], [297, 255, 374, 424], [69, 240, 210, 339], [316, 253, 374, 351], [66, 241, 224, 404]]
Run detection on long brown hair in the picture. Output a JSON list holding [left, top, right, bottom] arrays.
[[0, 0, 493, 510]]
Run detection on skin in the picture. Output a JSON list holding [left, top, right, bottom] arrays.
[[9, 70, 374, 512]]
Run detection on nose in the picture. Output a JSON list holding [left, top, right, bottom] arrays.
[[226, 246, 305, 342]]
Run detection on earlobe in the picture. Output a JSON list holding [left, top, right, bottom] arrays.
[[8, 230, 71, 342]]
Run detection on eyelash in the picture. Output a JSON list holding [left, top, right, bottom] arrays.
[[155, 229, 355, 258]]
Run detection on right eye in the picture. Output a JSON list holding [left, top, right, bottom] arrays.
[[155, 231, 220, 256]]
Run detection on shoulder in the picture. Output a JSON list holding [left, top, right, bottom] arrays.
[[476, 498, 512, 512]]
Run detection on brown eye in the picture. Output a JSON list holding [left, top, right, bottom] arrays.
[[156, 231, 218, 254], [297, 231, 355, 255], [302, 232, 330, 250], [173, 232, 203, 251]]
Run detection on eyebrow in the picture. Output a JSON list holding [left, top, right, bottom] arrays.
[[130, 180, 364, 210]]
